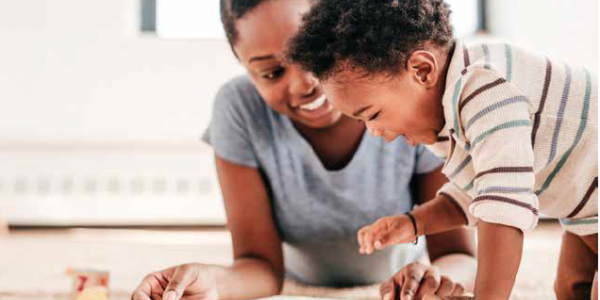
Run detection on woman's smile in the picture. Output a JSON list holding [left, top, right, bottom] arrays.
[[293, 94, 336, 121]]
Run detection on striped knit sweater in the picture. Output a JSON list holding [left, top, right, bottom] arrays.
[[426, 41, 598, 235]]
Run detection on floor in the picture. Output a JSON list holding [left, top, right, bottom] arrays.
[[0, 221, 565, 300]]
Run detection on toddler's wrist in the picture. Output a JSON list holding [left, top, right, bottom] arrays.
[[404, 211, 418, 244]]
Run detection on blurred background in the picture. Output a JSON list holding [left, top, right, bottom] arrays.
[[0, 0, 596, 228], [0, 0, 597, 298]]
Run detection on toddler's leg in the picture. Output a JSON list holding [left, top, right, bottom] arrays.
[[581, 234, 598, 300], [555, 231, 598, 300]]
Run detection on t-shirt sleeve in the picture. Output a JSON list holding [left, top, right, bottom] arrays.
[[202, 80, 259, 168], [458, 68, 538, 232], [414, 145, 444, 174]]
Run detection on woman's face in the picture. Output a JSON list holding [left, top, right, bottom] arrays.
[[232, 0, 342, 129]]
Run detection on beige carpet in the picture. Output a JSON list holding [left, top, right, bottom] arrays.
[[0, 221, 563, 300]]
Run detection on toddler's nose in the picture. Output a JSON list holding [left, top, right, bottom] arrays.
[[366, 123, 383, 137]]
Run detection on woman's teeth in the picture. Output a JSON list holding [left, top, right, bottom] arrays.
[[299, 95, 327, 111]]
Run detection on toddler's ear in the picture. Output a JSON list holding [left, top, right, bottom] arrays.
[[408, 50, 438, 87]]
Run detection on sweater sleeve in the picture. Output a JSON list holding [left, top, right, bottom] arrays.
[[458, 68, 539, 232], [437, 181, 479, 226]]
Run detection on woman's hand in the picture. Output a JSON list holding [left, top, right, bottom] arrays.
[[131, 263, 218, 300], [358, 215, 417, 254], [379, 262, 466, 300]]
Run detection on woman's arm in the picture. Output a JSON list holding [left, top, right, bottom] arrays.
[[133, 156, 284, 300], [412, 167, 477, 293], [212, 155, 285, 300]]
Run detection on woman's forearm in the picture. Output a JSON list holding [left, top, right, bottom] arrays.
[[474, 221, 523, 300], [211, 257, 283, 300], [432, 253, 477, 293]]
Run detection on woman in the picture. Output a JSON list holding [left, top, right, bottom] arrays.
[[132, 1, 476, 300]]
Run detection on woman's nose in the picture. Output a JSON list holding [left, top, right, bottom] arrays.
[[289, 67, 318, 97]]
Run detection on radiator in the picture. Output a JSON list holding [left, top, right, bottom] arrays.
[[0, 142, 226, 226]]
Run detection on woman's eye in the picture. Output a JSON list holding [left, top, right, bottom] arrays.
[[369, 111, 380, 121], [262, 67, 285, 80]]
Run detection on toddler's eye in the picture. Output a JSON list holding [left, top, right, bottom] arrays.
[[369, 111, 380, 121]]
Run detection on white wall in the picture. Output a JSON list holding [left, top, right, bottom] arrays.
[[485, 0, 598, 72], [0, 0, 243, 143], [0, 0, 243, 225]]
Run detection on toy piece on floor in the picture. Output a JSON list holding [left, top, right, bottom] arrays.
[[75, 286, 109, 300], [66, 268, 110, 299]]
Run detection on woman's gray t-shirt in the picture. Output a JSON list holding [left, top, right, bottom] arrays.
[[202, 76, 443, 286]]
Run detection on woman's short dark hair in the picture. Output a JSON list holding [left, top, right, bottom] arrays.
[[220, 0, 269, 49], [286, 0, 454, 81]]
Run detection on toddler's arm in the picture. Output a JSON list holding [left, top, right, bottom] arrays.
[[475, 221, 523, 300], [457, 68, 541, 299], [358, 194, 467, 254]]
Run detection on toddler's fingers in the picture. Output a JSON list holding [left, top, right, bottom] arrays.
[[357, 227, 368, 253], [370, 218, 394, 252], [364, 225, 383, 254], [360, 226, 374, 254], [363, 228, 374, 254]]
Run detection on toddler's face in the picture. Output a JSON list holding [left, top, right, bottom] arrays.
[[323, 69, 445, 145]]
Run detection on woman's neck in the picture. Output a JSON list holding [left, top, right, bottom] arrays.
[[292, 115, 366, 170]]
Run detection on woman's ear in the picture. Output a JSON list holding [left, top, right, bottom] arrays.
[[407, 50, 438, 88]]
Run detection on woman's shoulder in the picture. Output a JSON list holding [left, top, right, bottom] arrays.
[[210, 75, 286, 139], [203, 76, 276, 167], [213, 75, 268, 117]]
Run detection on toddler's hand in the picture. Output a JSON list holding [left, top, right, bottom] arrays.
[[358, 214, 417, 254]]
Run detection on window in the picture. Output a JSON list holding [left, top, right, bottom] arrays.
[[141, 0, 485, 39], [446, 0, 485, 37], [141, 0, 224, 39]]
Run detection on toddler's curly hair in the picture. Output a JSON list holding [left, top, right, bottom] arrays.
[[287, 0, 454, 81]]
